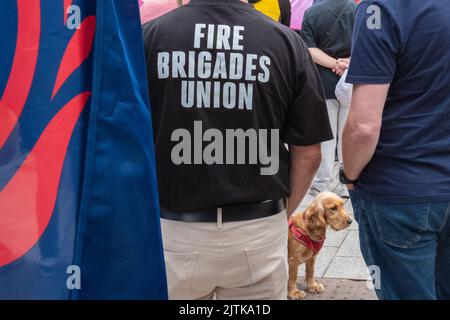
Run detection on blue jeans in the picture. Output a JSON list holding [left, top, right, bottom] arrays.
[[350, 192, 450, 300]]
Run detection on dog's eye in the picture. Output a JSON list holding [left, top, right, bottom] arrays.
[[330, 206, 338, 212]]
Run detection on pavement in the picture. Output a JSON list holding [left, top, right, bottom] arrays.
[[295, 178, 377, 300]]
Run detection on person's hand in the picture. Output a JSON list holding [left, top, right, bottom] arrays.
[[331, 59, 348, 76], [338, 57, 351, 65], [332, 66, 345, 76]]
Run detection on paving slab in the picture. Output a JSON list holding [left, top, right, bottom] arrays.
[[324, 257, 370, 280], [344, 199, 354, 214], [348, 214, 359, 230], [324, 229, 349, 247], [336, 230, 363, 258]]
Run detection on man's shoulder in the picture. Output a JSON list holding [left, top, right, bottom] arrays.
[[355, 0, 408, 28], [143, 6, 188, 33], [143, 3, 274, 34], [359, 0, 391, 6], [303, 3, 323, 17], [142, 2, 301, 49], [269, 20, 306, 46], [357, 0, 394, 11], [303, 1, 337, 20]]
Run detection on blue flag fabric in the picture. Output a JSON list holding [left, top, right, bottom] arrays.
[[0, 0, 167, 299]]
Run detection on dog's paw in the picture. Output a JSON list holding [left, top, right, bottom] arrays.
[[288, 289, 306, 300], [307, 282, 324, 294]]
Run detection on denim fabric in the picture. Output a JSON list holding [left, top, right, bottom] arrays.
[[350, 191, 450, 300]]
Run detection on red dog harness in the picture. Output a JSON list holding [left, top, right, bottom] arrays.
[[288, 218, 325, 256]]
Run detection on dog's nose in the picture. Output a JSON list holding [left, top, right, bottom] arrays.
[[347, 219, 353, 225]]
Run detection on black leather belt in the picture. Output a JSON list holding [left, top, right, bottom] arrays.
[[160, 199, 286, 223]]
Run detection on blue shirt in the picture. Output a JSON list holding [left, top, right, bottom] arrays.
[[347, 0, 450, 203]]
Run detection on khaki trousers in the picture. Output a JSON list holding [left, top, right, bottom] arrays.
[[161, 211, 288, 300]]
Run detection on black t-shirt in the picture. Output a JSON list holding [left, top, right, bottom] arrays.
[[143, 0, 332, 213], [301, 0, 355, 99]]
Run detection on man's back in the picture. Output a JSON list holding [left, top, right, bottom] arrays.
[[303, 0, 355, 55], [143, 0, 330, 212], [347, 0, 450, 201], [301, 0, 355, 98]]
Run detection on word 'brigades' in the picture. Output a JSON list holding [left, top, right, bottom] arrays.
[[157, 24, 271, 110]]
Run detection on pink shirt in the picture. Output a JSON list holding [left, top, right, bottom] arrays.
[[140, 0, 180, 24], [290, 0, 313, 30]]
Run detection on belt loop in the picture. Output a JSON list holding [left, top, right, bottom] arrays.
[[217, 207, 223, 229]]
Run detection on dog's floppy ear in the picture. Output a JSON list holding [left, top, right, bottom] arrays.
[[305, 200, 327, 240]]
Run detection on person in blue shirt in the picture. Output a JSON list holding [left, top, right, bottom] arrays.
[[342, 0, 450, 299]]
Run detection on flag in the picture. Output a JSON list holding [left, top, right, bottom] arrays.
[[0, 0, 167, 300]]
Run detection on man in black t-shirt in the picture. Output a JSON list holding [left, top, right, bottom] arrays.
[[301, 0, 355, 197], [143, 0, 332, 300]]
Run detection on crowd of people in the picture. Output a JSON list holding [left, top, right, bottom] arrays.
[[144, 0, 450, 300]]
